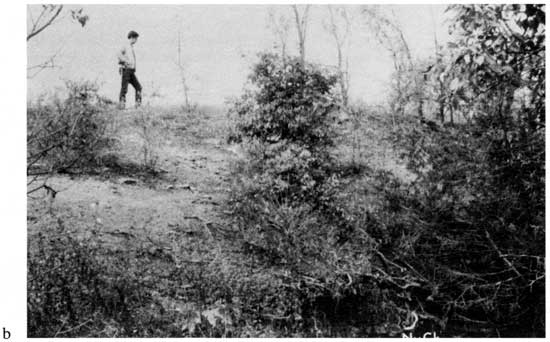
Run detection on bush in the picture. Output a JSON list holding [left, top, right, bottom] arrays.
[[362, 5, 546, 336], [228, 174, 425, 336], [27, 80, 112, 176], [27, 216, 236, 337], [230, 53, 338, 150], [232, 140, 338, 203], [27, 219, 147, 337], [226, 54, 420, 336], [371, 118, 545, 336], [229, 53, 339, 202]]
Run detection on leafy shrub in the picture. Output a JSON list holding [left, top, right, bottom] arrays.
[[232, 140, 338, 203], [229, 53, 339, 202], [230, 53, 338, 151], [27, 80, 112, 175]]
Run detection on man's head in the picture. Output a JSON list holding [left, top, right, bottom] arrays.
[[127, 30, 139, 44]]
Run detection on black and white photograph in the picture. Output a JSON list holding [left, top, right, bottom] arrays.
[[22, 2, 545, 338]]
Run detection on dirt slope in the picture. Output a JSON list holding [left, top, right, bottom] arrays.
[[28, 106, 240, 244]]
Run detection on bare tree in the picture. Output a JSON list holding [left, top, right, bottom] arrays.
[[291, 5, 310, 65], [325, 5, 351, 107], [363, 7, 412, 66], [27, 5, 88, 78], [27, 5, 64, 41], [27, 5, 88, 41], [176, 29, 191, 109], [430, 7, 446, 123], [362, 6, 416, 118], [267, 7, 291, 60]]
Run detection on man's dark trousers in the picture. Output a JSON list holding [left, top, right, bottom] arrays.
[[119, 68, 142, 107]]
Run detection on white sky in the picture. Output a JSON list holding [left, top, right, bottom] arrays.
[[27, 4, 452, 106]]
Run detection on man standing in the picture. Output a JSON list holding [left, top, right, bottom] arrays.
[[118, 30, 142, 109]]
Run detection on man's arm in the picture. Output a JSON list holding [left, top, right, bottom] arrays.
[[117, 46, 130, 66]]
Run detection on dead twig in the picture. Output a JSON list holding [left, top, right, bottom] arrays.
[[53, 318, 92, 337], [484, 229, 524, 281]]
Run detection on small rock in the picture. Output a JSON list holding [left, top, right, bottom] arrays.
[[179, 183, 192, 190], [120, 178, 138, 185], [167, 183, 193, 191]]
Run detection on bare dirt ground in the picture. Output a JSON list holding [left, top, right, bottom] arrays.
[[28, 105, 241, 250]]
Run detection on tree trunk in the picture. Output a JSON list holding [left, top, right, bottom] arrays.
[[438, 82, 445, 123], [177, 30, 190, 108], [292, 5, 309, 65], [418, 92, 424, 118]]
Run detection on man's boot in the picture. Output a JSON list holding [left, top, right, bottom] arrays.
[[135, 91, 142, 108], [118, 94, 126, 109]]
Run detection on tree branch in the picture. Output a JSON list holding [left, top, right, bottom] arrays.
[[27, 5, 63, 41]]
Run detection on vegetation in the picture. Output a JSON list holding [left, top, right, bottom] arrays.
[[225, 4, 545, 336], [382, 6, 546, 335], [227, 53, 427, 336], [27, 4, 544, 338], [229, 53, 338, 201], [27, 81, 113, 194]]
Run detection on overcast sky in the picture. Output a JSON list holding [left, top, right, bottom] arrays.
[[27, 4, 452, 106]]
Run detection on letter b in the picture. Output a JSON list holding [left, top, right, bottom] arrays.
[[3, 327, 10, 339]]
